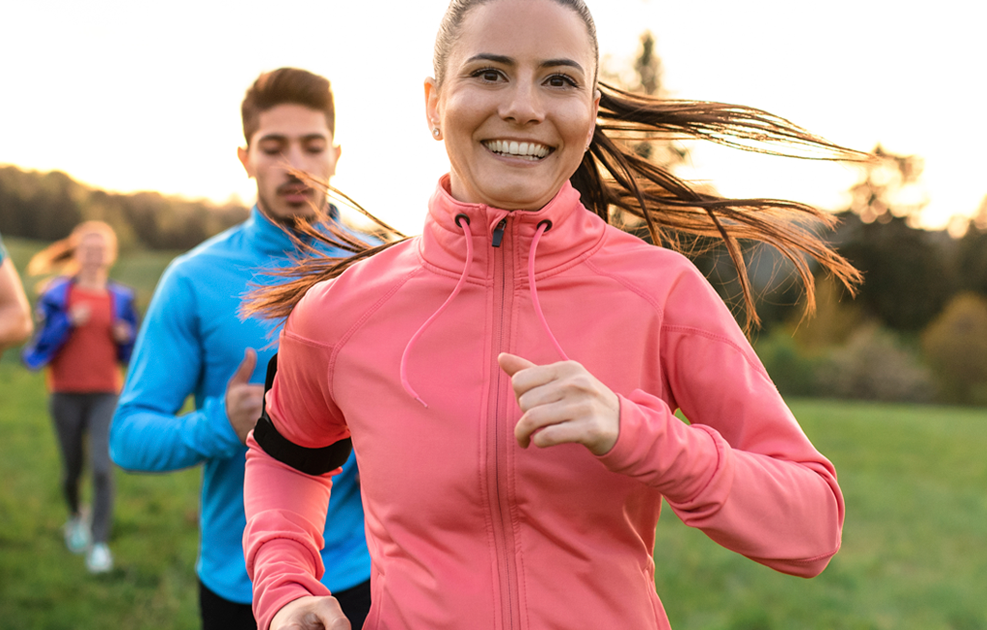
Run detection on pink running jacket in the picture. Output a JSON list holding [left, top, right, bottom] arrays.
[[244, 177, 844, 630]]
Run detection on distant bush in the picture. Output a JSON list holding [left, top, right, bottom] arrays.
[[922, 293, 987, 405], [758, 324, 935, 403], [816, 325, 934, 403], [756, 330, 824, 397]]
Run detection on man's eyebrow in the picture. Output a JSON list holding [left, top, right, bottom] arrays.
[[464, 53, 585, 74], [256, 132, 328, 143], [257, 133, 287, 143]]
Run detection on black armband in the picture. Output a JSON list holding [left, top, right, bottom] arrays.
[[253, 353, 353, 476]]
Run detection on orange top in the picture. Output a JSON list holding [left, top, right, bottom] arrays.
[[48, 285, 122, 393]]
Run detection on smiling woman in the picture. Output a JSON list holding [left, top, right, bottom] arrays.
[[239, 1, 863, 629], [425, 0, 599, 212], [21, 221, 139, 576]]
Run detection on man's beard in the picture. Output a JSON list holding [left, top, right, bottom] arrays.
[[257, 190, 324, 228]]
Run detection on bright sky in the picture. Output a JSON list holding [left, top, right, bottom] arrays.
[[1, 0, 983, 235]]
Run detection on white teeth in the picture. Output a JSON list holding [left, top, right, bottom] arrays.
[[484, 140, 551, 160]]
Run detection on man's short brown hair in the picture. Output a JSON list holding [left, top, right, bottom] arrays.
[[241, 68, 335, 145]]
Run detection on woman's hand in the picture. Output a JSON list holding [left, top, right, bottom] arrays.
[[271, 595, 351, 630], [112, 320, 133, 344], [69, 303, 91, 326], [498, 353, 620, 456]]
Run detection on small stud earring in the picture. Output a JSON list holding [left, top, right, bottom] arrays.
[[432, 128, 441, 138]]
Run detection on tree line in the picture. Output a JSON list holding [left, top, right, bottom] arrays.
[[602, 32, 987, 405], [0, 165, 249, 251], [5, 27, 987, 405]]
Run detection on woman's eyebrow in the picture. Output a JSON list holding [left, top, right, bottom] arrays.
[[465, 53, 585, 74]]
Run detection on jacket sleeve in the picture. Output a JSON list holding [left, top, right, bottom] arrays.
[[109, 265, 242, 471], [21, 281, 72, 370], [112, 283, 140, 364], [597, 268, 844, 578], [243, 307, 351, 630]]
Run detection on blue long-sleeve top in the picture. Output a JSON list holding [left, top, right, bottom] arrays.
[[21, 276, 138, 370], [110, 206, 371, 604]]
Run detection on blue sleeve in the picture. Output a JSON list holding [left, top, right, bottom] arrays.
[[110, 264, 242, 472], [21, 283, 72, 370], [113, 284, 140, 364]]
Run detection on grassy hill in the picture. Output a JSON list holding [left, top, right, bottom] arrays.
[[1, 238, 984, 629]]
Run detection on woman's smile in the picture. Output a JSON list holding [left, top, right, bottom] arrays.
[[481, 139, 554, 161]]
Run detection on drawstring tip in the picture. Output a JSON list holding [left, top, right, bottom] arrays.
[[402, 381, 429, 408]]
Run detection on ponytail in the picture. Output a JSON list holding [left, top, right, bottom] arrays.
[[247, 84, 867, 331], [570, 82, 866, 329]]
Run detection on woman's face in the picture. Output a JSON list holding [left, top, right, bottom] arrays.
[[75, 233, 110, 273], [426, 0, 599, 211]]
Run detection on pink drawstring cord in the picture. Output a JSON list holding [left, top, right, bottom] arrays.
[[529, 221, 569, 361], [400, 215, 474, 407]]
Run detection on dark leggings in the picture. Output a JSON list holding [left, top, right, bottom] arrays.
[[199, 578, 372, 630], [50, 392, 117, 544]]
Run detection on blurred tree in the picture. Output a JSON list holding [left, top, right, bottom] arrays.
[[847, 144, 927, 224], [953, 197, 987, 297], [832, 145, 952, 331], [600, 30, 691, 237], [0, 166, 83, 240], [787, 274, 866, 350], [0, 165, 247, 251], [922, 293, 987, 405]]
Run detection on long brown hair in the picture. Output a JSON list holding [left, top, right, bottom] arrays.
[[247, 0, 866, 330], [27, 220, 118, 281]]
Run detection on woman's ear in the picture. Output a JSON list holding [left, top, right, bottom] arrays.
[[586, 88, 602, 149], [424, 77, 441, 138]]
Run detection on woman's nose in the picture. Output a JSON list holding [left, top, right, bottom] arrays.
[[501, 82, 544, 125]]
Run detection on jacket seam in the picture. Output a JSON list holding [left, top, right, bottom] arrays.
[[583, 258, 666, 321], [528, 227, 609, 281], [749, 545, 841, 566], [662, 324, 770, 379], [328, 266, 426, 400]]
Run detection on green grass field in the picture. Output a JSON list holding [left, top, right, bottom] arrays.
[[1, 237, 985, 629]]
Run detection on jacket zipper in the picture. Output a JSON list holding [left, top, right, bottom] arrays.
[[488, 216, 520, 629], [491, 219, 507, 248]]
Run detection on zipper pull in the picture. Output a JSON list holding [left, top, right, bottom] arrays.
[[491, 219, 507, 248]]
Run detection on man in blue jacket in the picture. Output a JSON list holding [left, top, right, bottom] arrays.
[[110, 68, 372, 630]]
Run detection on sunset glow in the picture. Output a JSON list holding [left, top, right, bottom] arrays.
[[1, 0, 983, 235]]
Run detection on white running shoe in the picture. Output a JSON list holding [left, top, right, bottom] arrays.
[[86, 543, 113, 574], [63, 516, 90, 554]]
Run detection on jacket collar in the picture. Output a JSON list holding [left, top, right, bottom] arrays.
[[243, 203, 341, 257], [420, 175, 606, 279]]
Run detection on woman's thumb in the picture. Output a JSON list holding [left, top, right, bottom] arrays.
[[497, 352, 537, 377]]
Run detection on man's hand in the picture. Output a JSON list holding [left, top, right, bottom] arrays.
[[498, 353, 620, 456], [225, 348, 265, 444], [271, 595, 351, 630]]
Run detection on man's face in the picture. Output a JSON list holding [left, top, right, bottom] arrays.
[[237, 103, 341, 224]]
